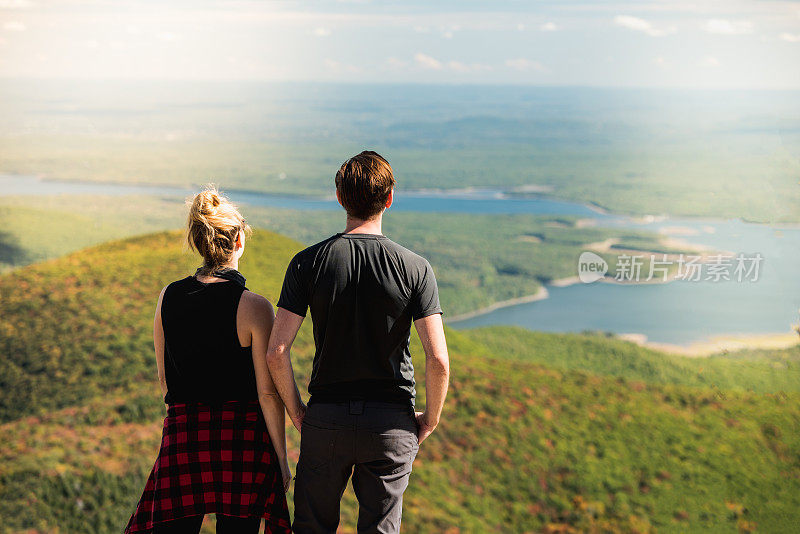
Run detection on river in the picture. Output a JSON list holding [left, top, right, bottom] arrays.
[[3, 174, 798, 347]]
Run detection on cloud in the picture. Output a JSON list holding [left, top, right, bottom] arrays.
[[2, 20, 26, 31], [0, 0, 33, 8], [447, 60, 491, 73], [323, 59, 359, 73], [780, 32, 800, 43], [540, 21, 558, 32], [614, 15, 675, 37], [704, 19, 752, 35], [385, 56, 408, 69], [413, 53, 490, 73], [505, 58, 546, 72], [312, 27, 332, 37], [440, 24, 459, 39], [414, 52, 442, 70], [698, 56, 720, 67]]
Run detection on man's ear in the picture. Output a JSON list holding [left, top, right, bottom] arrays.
[[235, 229, 244, 249], [335, 188, 344, 208], [385, 188, 394, 209]]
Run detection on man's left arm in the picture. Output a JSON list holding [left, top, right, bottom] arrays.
[[414, 312, 450, 445], [266, 308, 307, 431]]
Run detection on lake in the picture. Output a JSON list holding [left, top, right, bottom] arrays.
[[3, 174, 798, 346]]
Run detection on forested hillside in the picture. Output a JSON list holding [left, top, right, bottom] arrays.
[[0, 231, 798, 533]]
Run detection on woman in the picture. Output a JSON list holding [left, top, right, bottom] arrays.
[[125, 187, 292, 534]]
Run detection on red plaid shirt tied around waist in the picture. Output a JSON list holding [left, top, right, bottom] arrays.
[[125, 400, 291, 533]]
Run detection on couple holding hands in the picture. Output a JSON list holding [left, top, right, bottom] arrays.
[[125, 151, 450, 534]]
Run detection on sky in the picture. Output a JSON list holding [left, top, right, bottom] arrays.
[[0, 0, 799, 88]]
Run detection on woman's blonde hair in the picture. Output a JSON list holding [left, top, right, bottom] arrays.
[[187, 185, 251, 275]]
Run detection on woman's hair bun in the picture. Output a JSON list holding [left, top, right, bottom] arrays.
[[186, 185, 251, 274], [197, 189, 221, 213]]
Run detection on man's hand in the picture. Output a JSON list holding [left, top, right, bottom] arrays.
[[413, 313, 449, 447], [415, 411, 437, 445], [290, 402, 307, 432]]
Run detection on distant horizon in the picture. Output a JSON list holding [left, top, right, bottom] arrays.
[[2, 76, 800, 92]]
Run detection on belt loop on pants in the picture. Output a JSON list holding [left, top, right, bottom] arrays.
[[349, 400, 365, 415]]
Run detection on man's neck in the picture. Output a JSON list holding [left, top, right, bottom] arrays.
[[343, 215, 383, 235]]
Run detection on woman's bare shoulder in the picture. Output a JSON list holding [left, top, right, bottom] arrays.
[[239, 290, 275, 322]]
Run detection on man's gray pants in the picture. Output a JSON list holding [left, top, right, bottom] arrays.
[[292, 400, 420, 534]]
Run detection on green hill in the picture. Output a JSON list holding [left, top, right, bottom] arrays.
[[0, 231, 799, 533], [0, 199, 184, 273], [458, 326, 800, 394]]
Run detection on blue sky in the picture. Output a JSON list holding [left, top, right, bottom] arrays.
[[0, 0, 799, 88]]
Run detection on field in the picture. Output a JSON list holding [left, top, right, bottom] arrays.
[[0, 196, 700, 315], [1, 82, 799, 223], [1, 230, 798, 533], [2, 81, 799, 533]]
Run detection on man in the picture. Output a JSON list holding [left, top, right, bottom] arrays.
[[266, 151, 450, 534]]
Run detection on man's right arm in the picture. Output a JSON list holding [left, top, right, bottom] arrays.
[[266, 308, 307, 431], [413, 312, 450, 445]]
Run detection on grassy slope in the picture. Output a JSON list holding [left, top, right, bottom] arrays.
[[1, 231, 799, 532], [458, 327, 800, 394], [0, 201, 182, 273]]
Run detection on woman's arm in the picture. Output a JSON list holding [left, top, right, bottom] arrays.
[[154, 287, 168, 400], [245, 292, 291, 492]]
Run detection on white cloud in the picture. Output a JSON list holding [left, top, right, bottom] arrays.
[[505, 58, 546, 72], [440, 24, 459, 39], [385, 56, 408, 69], [312, 27, 332, 37], [414, 52, 442, 70], [516, 23, 525, 31], [0, 0, 33, 8], [614, 15, 675, 37], [653, 56, 666, 66], [705, 19, 752, 35], [2, 20, 26, 31], [412, 53, 490, 73], [698, 56, 720, 67], [540, 21, 558, 32], [447, 60, 491, 73], [323, 59, 359, 73], [780, 32, 800, 43], [158, 32, 178, 42]]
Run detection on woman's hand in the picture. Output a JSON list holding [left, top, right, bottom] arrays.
[[280, 458, 292, 492]]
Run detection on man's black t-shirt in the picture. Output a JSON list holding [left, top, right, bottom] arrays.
[[277, 232, 442, 406]]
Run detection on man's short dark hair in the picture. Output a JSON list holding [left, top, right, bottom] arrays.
[[335, 151, 396, 221]]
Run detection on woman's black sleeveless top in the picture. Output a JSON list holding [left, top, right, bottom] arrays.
[[161, 273, 258, 405]]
